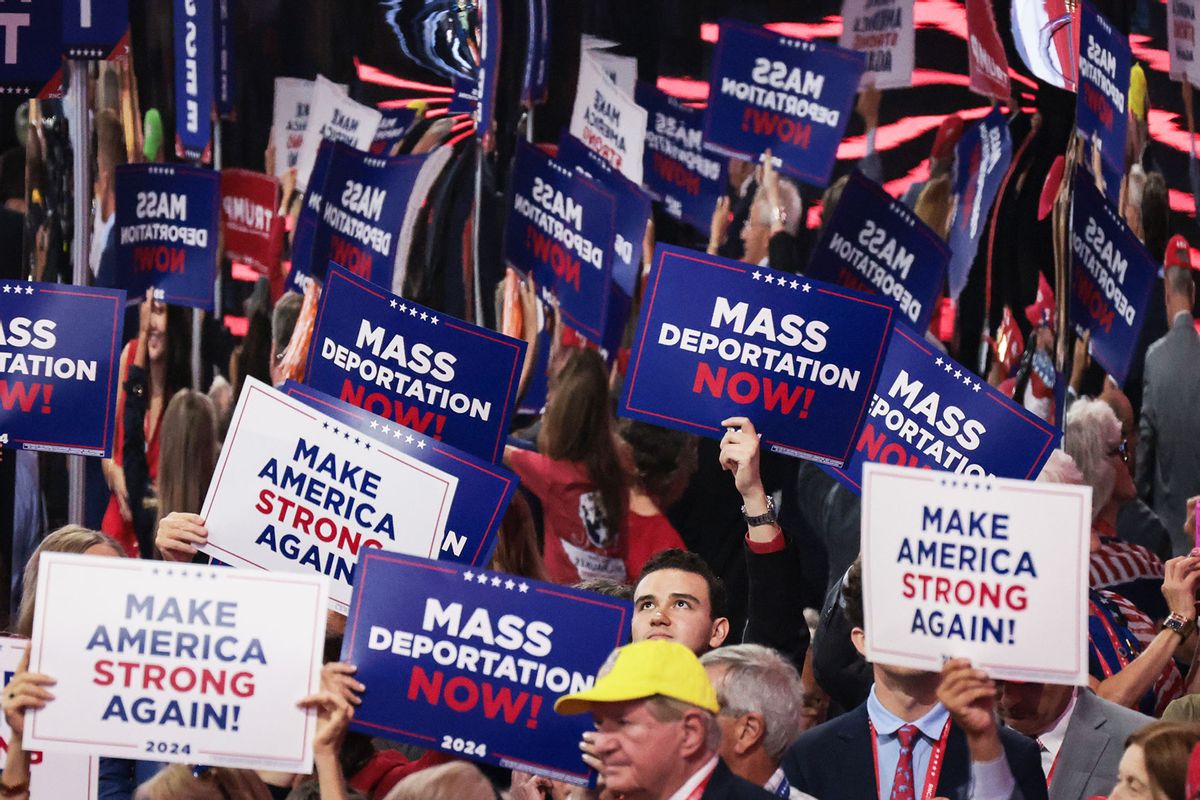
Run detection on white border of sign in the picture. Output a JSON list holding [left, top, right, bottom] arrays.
[[861, 462, 1090, 684]]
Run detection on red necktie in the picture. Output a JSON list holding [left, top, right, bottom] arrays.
[[890, 724, 921, 800]]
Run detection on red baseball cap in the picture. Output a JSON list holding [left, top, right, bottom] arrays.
[[1165, 234, 1192, 271], [931, 115, 965, 160]]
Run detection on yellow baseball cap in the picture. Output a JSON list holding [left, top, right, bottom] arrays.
[[1129, 63, 1147, 121], [554, 640, 720, 716]]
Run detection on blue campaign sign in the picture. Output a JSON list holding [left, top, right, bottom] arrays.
[[173, 0, 214, 162], [948, 107, 1012, 299], [281, 381, 518, 567], [808, 171, 948, 333], [702, 19, 864, 187], [342, 550, 630, 785], [306, 143, 426, 290], [504, 140, 616, 343], [215, 0, 235, 118], [0, 281, 125, 457], [1069, 173, 1156, 386], [305, 265, 527, 464], [621, 244, 895, 466], [1076, 2, 1129, 204], [370, 108, 418, 156], [115, 163, 218, 311], [636, 82, 727, 233], [556, 132, 649, 297], [827, 324, 1060, 493], [289, 139, 335, 292], [521, 0, 549, 105], [0, 1, 62, 95], [63, 0, 128, 58]]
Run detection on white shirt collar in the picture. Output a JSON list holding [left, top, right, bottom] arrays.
[[666, 755, 719, 800], [1036, 688, 1078, 767], [1174, 309, 1194, 327]]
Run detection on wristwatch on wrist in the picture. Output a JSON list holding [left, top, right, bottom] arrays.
[[741, 495, 777, 527], [1162, 612, 1197, 640]]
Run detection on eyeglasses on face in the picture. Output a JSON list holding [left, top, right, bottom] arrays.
[[1107, 439, 1129, 463]]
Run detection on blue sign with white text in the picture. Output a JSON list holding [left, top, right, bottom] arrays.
[[1069, 173, 1156, 386], [63, 0, 127, 58], [0, 1, 62, 95], [281, 381, 518, 567], [173, 0, 214, 161], [948, 107, 1012, 299], [370, 108, 418, 156], [342, 550, 630, 785], [809, 171, 948, 333], [827, 325, 1060, 493], [620, 245, 895, 466], [702, 19, 864, 187], [115, 163, 218, 311], [289, 139, 335, 292], [0, 281, 125, 457], [504, 141, 616, 343], [636, 82, 727, 233], [1076, 2, 1129, 204], [556, 132, 649, 297], [305, 265, 527, 464], [304, 143, 426, 291]]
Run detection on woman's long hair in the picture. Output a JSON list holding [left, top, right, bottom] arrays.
[[156, 389, 218, 529], [537, 348, 627, 536], [15, 525, 123, 636]]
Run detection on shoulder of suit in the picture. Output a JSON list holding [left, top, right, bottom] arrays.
[[709, 759, 778, 799], [997, 721, 1041, 757], [1075, 690, 1153, 733]]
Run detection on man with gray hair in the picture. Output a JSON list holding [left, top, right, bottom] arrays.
[[1138, 246, 1200, 553], [701, 644, 810, 799]]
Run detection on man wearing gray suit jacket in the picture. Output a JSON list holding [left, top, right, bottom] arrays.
[[1137, 257, 1200, 553], [997, 683, 1151, 800]]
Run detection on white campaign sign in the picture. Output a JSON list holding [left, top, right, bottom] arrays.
[[860, 463, 1090, 684], [839, 0, 915, 90], [200, 378, 459, 613], [0, 637, 98, 799], [1169, 0, 1200, 89], [293, 75, 382, 190], [272, 77, 348, 181], [24, 554, 326, 772], [569, 53, 647, 184]]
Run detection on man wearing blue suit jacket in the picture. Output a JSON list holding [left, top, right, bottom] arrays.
[[782, 560, 1048, 800]]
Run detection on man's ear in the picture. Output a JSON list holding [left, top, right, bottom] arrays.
[[850, 626, 868, 659], [709, 617, 731, 649], [679, 710, 711, 759], [733, 713, 766, 756]]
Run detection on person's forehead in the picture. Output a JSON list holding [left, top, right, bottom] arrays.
[[634, 569, 711, 604], [592, 698, 651, 722]]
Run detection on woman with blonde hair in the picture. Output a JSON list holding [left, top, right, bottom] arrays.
[[132, 765, 273, 800], [2, 525, 131, 798]]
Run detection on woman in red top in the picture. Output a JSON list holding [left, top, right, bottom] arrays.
[[504, 348, 629, 584], [100, 292, 191, 557], [618, 419, 695, 578]]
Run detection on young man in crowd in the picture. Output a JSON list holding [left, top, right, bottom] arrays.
[[995, 678, 1150, 799], [782, 560, 1048, 800], [701, 644, 809, 800], [556, 639, 776, 800]]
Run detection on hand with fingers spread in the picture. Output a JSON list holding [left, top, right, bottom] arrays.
[[297, 663, 364, 800], [156, 512, 209, 562], [938, 658, 1002, 762]]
